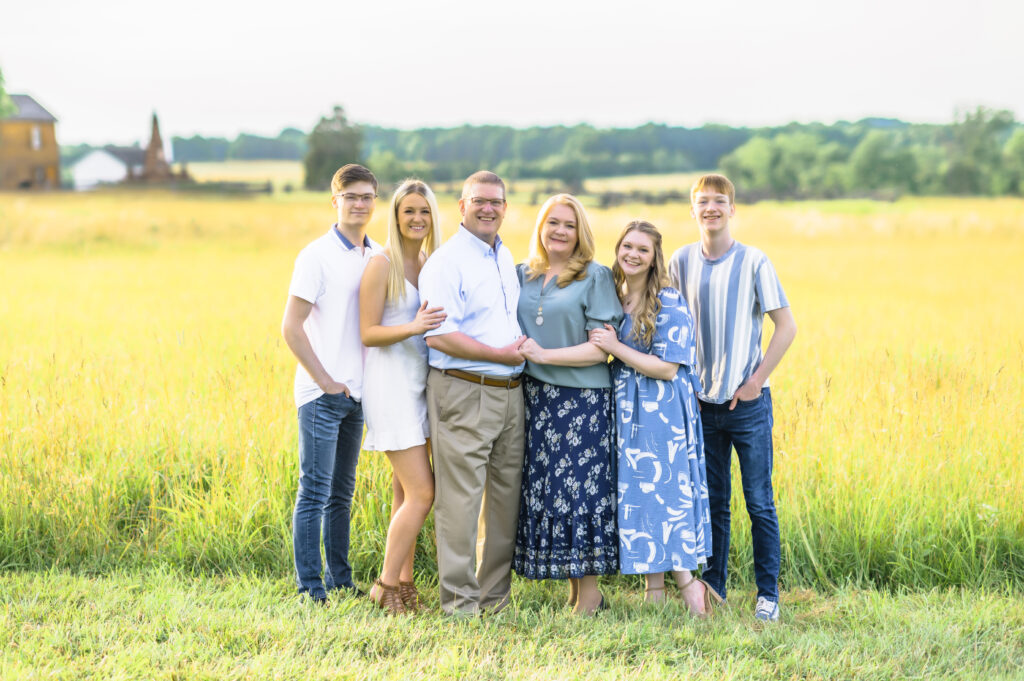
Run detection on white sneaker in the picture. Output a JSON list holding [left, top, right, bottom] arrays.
[[754, 596, 779, 622]]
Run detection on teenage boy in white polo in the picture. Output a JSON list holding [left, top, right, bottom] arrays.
[[668, 173, 796, 622], [281, 164, 381, 604]]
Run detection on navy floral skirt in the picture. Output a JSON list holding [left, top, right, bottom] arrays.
[[512, 376, 619, 579]]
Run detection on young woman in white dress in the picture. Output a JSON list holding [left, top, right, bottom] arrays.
[[359, 179, 446, 614]]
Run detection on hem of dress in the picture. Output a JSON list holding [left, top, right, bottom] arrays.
[[619, 557, 709, 575], [362, 427, 428, 453]]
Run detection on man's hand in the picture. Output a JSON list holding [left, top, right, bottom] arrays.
[[321, 380, 351, 397], [495, 336, 526, 366], [729, 377, 762, 410]]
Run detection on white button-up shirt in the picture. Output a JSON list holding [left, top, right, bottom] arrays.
[[419, 225, 524, 376]]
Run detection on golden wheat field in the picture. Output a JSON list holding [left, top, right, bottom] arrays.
[[1, 189, 1022, 588]]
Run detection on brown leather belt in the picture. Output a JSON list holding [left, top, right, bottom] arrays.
[[439, 368, 522, 389]]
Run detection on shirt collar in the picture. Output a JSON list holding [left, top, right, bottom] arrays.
[[456, 224, 503, 257], [332, 224, 371, 250]]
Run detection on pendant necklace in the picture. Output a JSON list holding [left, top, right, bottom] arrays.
[[536, 274, 553, 326]]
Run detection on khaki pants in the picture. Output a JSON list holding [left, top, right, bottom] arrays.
[[426, 368, 525, 614]]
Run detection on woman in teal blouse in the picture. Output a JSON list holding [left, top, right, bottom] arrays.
[[513, 194, 623, 615]]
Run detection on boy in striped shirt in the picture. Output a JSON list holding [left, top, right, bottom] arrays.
[[668, 174, 797, 622]]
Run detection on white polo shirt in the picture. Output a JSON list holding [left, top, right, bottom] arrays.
[[288, 226, 382, 407], [419, 225, 524, 377]]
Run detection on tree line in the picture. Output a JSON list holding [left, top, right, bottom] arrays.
[[60, 106, 1024, 198]]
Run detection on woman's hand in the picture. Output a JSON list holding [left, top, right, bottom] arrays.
[[409, 300, 446, 335], [518, 337, 547, 364], [588, 323, 620, 353]]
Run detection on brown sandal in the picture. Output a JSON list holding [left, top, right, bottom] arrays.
[[677, 575, 723, 618], [399, 581, 421, 612], [371, 578, 407, 615]]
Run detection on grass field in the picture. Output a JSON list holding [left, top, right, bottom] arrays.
[[1, 189, 1023, 678], [4, 570, 1022, 680], [179, 160, 700, 200], [187, 160, 305, 193]]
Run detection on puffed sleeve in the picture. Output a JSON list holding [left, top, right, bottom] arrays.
[[582, 263, 624, 332], [419, 253, 464, 338], [651, 288, 697, 367]]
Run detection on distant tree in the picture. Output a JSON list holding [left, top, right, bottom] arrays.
[[849, 131, 918, 193], [0, 66, 16, 117], [999, 129, 1024, 195], [229, 132, 305, 160], [720, 136, 775, 196], [945, 107, 1015, 194], [172, 135, 230, 162], [365, 150, 409, 190], [304, 106, 363, 190]]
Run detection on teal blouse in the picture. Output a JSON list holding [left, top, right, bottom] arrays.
[[516, 261, 624, 388]]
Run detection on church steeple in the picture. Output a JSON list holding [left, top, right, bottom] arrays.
[[144, 111, 170, 179]]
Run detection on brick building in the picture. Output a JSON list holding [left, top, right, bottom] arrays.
[[0, 94, 59, 190]]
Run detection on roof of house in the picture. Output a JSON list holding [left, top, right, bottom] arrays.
[[102, 145, 146, 166], [3, 94, 58, 122]]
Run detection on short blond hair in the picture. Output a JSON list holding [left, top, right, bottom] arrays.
[[690, 173, 735, 205]]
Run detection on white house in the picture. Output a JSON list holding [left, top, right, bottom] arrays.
[[69, 146, 146, 190]]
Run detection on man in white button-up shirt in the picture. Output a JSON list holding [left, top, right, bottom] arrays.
[[419, 170, 526, 614]]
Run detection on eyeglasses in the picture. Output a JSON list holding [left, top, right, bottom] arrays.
[[467, 197, 506, 209], [336, 193, 377, 204]]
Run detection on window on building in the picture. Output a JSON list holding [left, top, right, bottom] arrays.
[[31, 126, 42, 150]]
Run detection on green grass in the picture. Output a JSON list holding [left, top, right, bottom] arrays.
[[1, 192, 1023, 678], [3, 569, 1021, 680]]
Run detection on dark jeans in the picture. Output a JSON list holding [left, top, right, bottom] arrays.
[[699, 387, 780, 601], [293, 391, 363, 598]]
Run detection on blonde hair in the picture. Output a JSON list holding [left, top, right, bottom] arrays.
[[611, 220, 669, 348], [523, 194, 595, 287], [385, 179, 442, 301], [690, 173, 735, 205]]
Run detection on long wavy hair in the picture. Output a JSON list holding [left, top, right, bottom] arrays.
[[611, 220, 669, 348], [523, 194, 595, 287], [385, 179, 442, 301]]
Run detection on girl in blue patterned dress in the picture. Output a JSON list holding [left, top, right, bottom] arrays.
[[589, 220, 721, 616], [513, 194, 623, 616]]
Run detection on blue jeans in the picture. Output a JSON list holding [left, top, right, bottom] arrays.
[[699, 388, 780, 602], [293, 391, 363, 598]]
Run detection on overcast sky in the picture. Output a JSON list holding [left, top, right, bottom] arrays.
[[2, 0, 1021, 145]]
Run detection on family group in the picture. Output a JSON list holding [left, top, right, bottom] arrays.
[[280, 164, 796, 622]]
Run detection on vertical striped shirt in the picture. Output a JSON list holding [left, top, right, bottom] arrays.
[[668, 241, 789, 404]]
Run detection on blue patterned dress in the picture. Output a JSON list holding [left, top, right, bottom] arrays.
[[614, 288, 712, 574]]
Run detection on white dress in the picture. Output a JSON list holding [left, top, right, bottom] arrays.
[[362, 276, 430, 452]]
